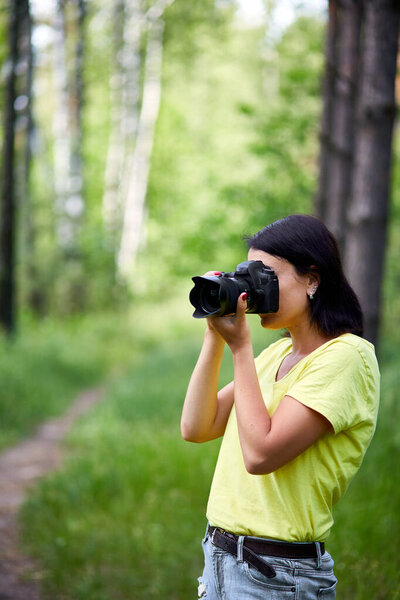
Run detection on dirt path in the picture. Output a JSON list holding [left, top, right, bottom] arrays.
[[0, 386, 105, 600]]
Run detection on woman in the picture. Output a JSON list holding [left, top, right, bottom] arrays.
[[181, 215, 380, 599]]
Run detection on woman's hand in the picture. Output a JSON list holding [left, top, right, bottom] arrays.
[[206, 293, 251, 353]]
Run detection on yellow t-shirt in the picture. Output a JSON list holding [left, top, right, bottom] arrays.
[[206, 333, 380, 542]]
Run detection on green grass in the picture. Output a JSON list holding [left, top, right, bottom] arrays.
[[0, 310, 140, 450], [20, 333, 219, 599], [17, 303, 400, 599]]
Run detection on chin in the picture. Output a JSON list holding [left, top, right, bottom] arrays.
[[259, 315, 280, 329]]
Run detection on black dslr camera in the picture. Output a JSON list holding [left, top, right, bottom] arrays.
[[189, 260, 279, 318]]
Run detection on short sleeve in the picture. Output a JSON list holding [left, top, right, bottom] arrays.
[[286, 342, 378, 435]]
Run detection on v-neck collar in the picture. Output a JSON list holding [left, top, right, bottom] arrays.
[[274, 335, 346, 383]]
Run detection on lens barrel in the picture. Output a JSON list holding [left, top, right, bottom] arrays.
[[190, 275, 247, 318]]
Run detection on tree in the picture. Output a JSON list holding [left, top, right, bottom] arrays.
[[344, 0, 400, 345], [0, 0, 28, 334], [101, 0, 129, 238], [52, 0, 86, 256], [316, 0, 400, 344], [316, 0, 362, 251], [117, 17, 164, 280], [116, 0, 175, 281]]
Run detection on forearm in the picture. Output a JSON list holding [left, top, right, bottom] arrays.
[[232, 343, 272, 470], [181, 329, 226, 442]]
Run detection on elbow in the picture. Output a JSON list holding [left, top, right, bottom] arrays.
[[245, 462, 274, 476], [243, 451, 276, 475], [180, 421, 204, 443]]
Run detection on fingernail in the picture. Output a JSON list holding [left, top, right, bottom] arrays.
[[242, 293, 248, 300], [214, 271, 222, 276]]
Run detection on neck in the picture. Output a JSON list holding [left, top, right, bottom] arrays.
[[287, 323, 334, 356]]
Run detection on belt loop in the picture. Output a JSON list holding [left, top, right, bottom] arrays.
[[237, 536, 245, 563], [315, 542, 322, 568]]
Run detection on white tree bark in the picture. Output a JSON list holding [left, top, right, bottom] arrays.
[[102, 0, 126, 234], [52, 0, 85, 252], [103, 0, 175, 239], [102, 0, 141, 235], [117, 17, 165, 280], [52, 0, 74, 248]]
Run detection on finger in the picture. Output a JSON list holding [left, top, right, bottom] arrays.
[[204, 271, 222, 277], [237, 292, 248, 315]]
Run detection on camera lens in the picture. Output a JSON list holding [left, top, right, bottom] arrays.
[[199, 282, 221, 313]]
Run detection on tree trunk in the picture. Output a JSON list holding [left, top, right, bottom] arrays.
[[344, 0, 400, 345], [323, 0, 362, 251], [0, 0, 24, 335], [117, 18, 165, 281], [315, 0, 338, 222], [68, 0, 85, 240], [315, 0, 363, 252], [20, 0, 44, 315], [102, 0, 176, 244], [102, 0, 141, 238], [52, 0, 73, 248], [102, 0, 127, 237]]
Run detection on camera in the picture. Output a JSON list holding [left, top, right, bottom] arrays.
[[189, 260, 279, 318]]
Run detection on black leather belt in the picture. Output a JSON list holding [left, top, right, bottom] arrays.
[[208, 527, 325, 580]]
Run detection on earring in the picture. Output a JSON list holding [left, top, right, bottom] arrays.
[[309, 285, 318, 300]]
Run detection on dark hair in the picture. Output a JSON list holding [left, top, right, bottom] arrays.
[[246, 214, 363, 337]]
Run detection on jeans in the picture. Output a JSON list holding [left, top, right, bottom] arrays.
[[198, 526, 337, 599]]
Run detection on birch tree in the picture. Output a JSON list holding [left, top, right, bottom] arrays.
[[102, 0, 141, 238], [117, 19, 164, 280], [52, 0, 86, 254], [52, 0, 72, 248], [115, 0, 175, 282]]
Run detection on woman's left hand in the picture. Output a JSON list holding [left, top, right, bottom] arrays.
[[206, 293, 251, 353]]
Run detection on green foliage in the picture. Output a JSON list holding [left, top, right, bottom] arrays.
[[140, 15, 324, 297]]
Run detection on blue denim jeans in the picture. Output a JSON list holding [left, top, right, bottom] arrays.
[[198, 526, 337, 599]]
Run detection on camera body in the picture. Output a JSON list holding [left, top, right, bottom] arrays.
[[189, 260, 279, 318]]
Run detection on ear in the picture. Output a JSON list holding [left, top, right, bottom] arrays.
[[307, 267, 320, 295], [307, 266, 320, 284]]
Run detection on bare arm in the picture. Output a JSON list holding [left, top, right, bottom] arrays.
[[181, 327, 234, 443], [231, 343, 332, 474], [210, 294, 332, 474]]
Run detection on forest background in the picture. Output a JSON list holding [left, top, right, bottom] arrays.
[[0, 0, 399, 598]]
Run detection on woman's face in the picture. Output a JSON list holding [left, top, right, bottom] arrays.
[[247, 248, 318, 331]]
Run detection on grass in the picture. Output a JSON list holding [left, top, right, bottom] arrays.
[[0, 310, 140, 451], [12, 299, 400, 599]]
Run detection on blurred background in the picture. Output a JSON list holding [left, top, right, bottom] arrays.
[[0, 0, 399, 598]]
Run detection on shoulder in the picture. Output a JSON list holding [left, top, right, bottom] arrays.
[[314, 333, 380, 380], [290, 334, 379, 434]]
